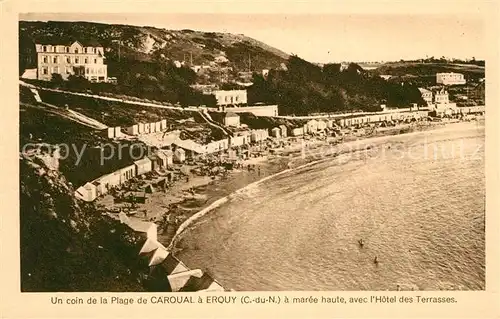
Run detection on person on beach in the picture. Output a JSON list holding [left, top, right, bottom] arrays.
[[258, 167, 261, 176], [373, 256, 379, 265], [358, 239, 364, 248]]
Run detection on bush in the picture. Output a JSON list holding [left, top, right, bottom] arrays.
[[67, 75, 91, 91], [50, 73, 64, 86]]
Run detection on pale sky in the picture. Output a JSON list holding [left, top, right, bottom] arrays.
[[20, 13, 485, 63]]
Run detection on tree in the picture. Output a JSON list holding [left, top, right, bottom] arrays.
[[50, 73, 64, 86], [67, 74, 90, 91]]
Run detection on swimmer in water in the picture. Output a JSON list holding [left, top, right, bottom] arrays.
[[358, 239, 364, 248]]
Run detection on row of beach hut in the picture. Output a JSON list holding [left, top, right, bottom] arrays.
[[125, 119, 168, 136], [75, 129, 275, 202], [74, 149, 176, 202], [104, 119, 169, 139], [273, 110, 435, 137], [170, 130, 267, 160]]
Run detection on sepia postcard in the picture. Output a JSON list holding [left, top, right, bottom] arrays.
[[1, 0, 499, 318]]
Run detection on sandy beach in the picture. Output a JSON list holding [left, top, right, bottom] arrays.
[[95, 115, 483, 251]]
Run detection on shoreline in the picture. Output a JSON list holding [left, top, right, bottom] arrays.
[[163, 117, 484, 252], [95, 116, 484, 259]]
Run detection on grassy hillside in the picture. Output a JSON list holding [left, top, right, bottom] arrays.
[[36, 89, 225, 142], [19, 20, 288, 74]]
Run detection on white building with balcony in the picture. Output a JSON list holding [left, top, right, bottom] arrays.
[[212, 90, 247, 106], [434, 88, 450, 104], [35, 39, 108, 82], [418, 88, 433, 105]]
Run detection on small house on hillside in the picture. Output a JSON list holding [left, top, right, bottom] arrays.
[[138, 123, 145, 134], [290, 127, 304, 136], [107, 127, 115, 139], [317, 121, 327, 131], [153, 151, 168, 170], [173, 139, 206, 159], [119, 164, 136, 184], [160, 149, 174, 167], [174, 148, 186, 163], [134, 157, 152, 176], [434, 88, 450, 104], [418, 88, 433, 105], [93, 171, 121, 196], [306, 120, 318, 133], [126, 124, 139, 135], [229, 133, 250, 147], [212, 90, 247, 106], [75, 182, 97, 202], [212, 112, 240, 127], [250, 129, 269, 143], [148, 154, 163, 171], [271, 127, 281, 138], [279, 125, 287, 138], [114, 127, 122, 138]]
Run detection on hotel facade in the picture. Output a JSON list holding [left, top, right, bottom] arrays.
[[436, 72, 466, 85], [212, 90, 248, 106], [35, 40, 108, 82]]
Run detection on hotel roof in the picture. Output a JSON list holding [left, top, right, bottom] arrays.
[[418, 88, 432, 93], [33, 37, 103, 47]]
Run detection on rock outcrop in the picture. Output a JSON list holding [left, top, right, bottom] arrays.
[[20, 156, 146, 292]]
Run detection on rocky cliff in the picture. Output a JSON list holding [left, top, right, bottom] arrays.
[[20, 155, 147, 292]]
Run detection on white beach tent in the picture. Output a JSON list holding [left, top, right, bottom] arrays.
[[148, 247, 170, 267], [167, 269, 204, 292]]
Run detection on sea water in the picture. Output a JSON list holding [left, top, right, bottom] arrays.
[[176, 122, 485, 291]]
